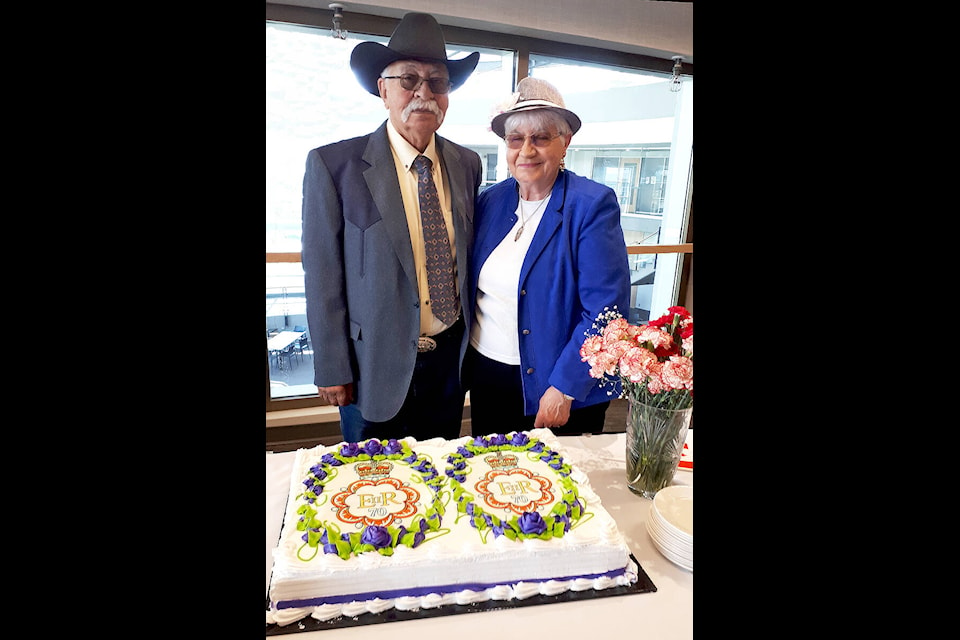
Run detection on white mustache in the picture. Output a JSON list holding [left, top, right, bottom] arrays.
[[401, 98, 444, 125]]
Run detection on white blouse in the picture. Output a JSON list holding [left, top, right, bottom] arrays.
[[470, 193, 550, 364]]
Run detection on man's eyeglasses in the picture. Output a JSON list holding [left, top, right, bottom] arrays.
[[504, 133, 562, 150], [381, 74, 453, 94]]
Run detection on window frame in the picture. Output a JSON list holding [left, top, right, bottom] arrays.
[[265, 6, 693, 413]]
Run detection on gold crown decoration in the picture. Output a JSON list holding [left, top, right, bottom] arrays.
[[354, 460, 394, 480], [483, 451, 518, 470]]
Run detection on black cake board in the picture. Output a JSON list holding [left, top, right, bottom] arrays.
[[265, 554, 655, 635]]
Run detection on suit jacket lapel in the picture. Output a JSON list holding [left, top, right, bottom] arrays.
[[362, 123, 418, 291]]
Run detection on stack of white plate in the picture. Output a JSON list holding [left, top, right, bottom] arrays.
[[646, 485, 693, 571]]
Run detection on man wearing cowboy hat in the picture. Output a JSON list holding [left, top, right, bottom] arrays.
[[302, 13, 482, 442]]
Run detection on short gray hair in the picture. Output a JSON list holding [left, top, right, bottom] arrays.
[[502, 110, 572, 137]]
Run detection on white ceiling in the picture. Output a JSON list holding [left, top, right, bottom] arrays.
[[267, 0, 693, 64]]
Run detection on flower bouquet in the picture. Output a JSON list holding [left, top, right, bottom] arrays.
[[580, 306, 694, 497]]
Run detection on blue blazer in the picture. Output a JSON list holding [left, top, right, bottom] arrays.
[[302, 121, 481, 422], [471, 170, 631, 415]]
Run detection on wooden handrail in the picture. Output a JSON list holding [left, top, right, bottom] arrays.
[[626, 243, 692, 255], [266, 252, 304, 263], [267, 244, 692, 263]]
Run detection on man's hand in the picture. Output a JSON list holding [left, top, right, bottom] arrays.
[[317, 383, 354, 406]]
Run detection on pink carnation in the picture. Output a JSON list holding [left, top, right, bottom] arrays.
[[602, 316, 631, 338], [598, 319, 632, 360], [618, 346, 658, 383], [645, 362, 665, 394], [661, 356, 694, 391], [603, 317, 634, 343], [636, 325, 674, 351], [579, 335, 605, 361], [588, 351, 621, 379]]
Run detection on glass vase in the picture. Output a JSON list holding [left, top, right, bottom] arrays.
[[625, 399, 692, 499]]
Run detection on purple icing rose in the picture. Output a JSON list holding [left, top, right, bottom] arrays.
[[384, 439, 403, 455], [321, 453, 343, 466], [517, 512, 546, 535], [510, 432, 529, 447], [364, 439, 383, 456], [456, 446, 474, 458], [361, 525, 392, 549], [489, 434, 508, 446], [340, 442, 361, 458]]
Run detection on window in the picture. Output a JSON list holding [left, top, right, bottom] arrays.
[[528, 54, 692, 323]]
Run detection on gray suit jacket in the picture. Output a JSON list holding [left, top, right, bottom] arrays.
[[302, 121, 481, 422]]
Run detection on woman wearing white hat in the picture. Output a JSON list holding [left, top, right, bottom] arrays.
[[466, 77, 631, 435]]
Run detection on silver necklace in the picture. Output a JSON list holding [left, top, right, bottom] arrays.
[[515, 193, 550, 241]]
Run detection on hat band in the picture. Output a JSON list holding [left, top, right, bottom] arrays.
[[508, 99, 569, 112]]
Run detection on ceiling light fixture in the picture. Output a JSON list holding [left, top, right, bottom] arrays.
[[330, 3, 347, 40], [670, 56, 684, 93]]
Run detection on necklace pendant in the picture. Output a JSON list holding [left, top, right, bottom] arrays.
[[514, 225, 524, 241]]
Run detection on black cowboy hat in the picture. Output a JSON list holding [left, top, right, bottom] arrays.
[[350, 13, 480, 96]]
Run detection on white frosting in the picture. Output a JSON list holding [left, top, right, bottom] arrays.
[[266, 429, 637, 626], [310, 604, 342, 622], [393, 596, 421, 611]]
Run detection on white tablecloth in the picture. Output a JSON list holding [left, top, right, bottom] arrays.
[[266, 433, 693, 639]]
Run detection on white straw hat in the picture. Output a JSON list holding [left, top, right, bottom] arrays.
[[490, 76, 582, 137]]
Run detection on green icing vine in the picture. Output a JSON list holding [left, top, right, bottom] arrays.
[[294, 439, 445, 560], [443, 432, 589, 542]]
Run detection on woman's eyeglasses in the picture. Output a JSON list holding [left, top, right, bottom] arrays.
[[381, 74, 453, 94], [504, 133, 562, 149]]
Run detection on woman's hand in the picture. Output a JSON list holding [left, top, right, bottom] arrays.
[[534, 386, 573, 429]]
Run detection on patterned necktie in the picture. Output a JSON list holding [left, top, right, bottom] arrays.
[[412, 155, 459, 326]]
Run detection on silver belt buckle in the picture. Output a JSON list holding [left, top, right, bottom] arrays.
[[417, 336, 437, 353]]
